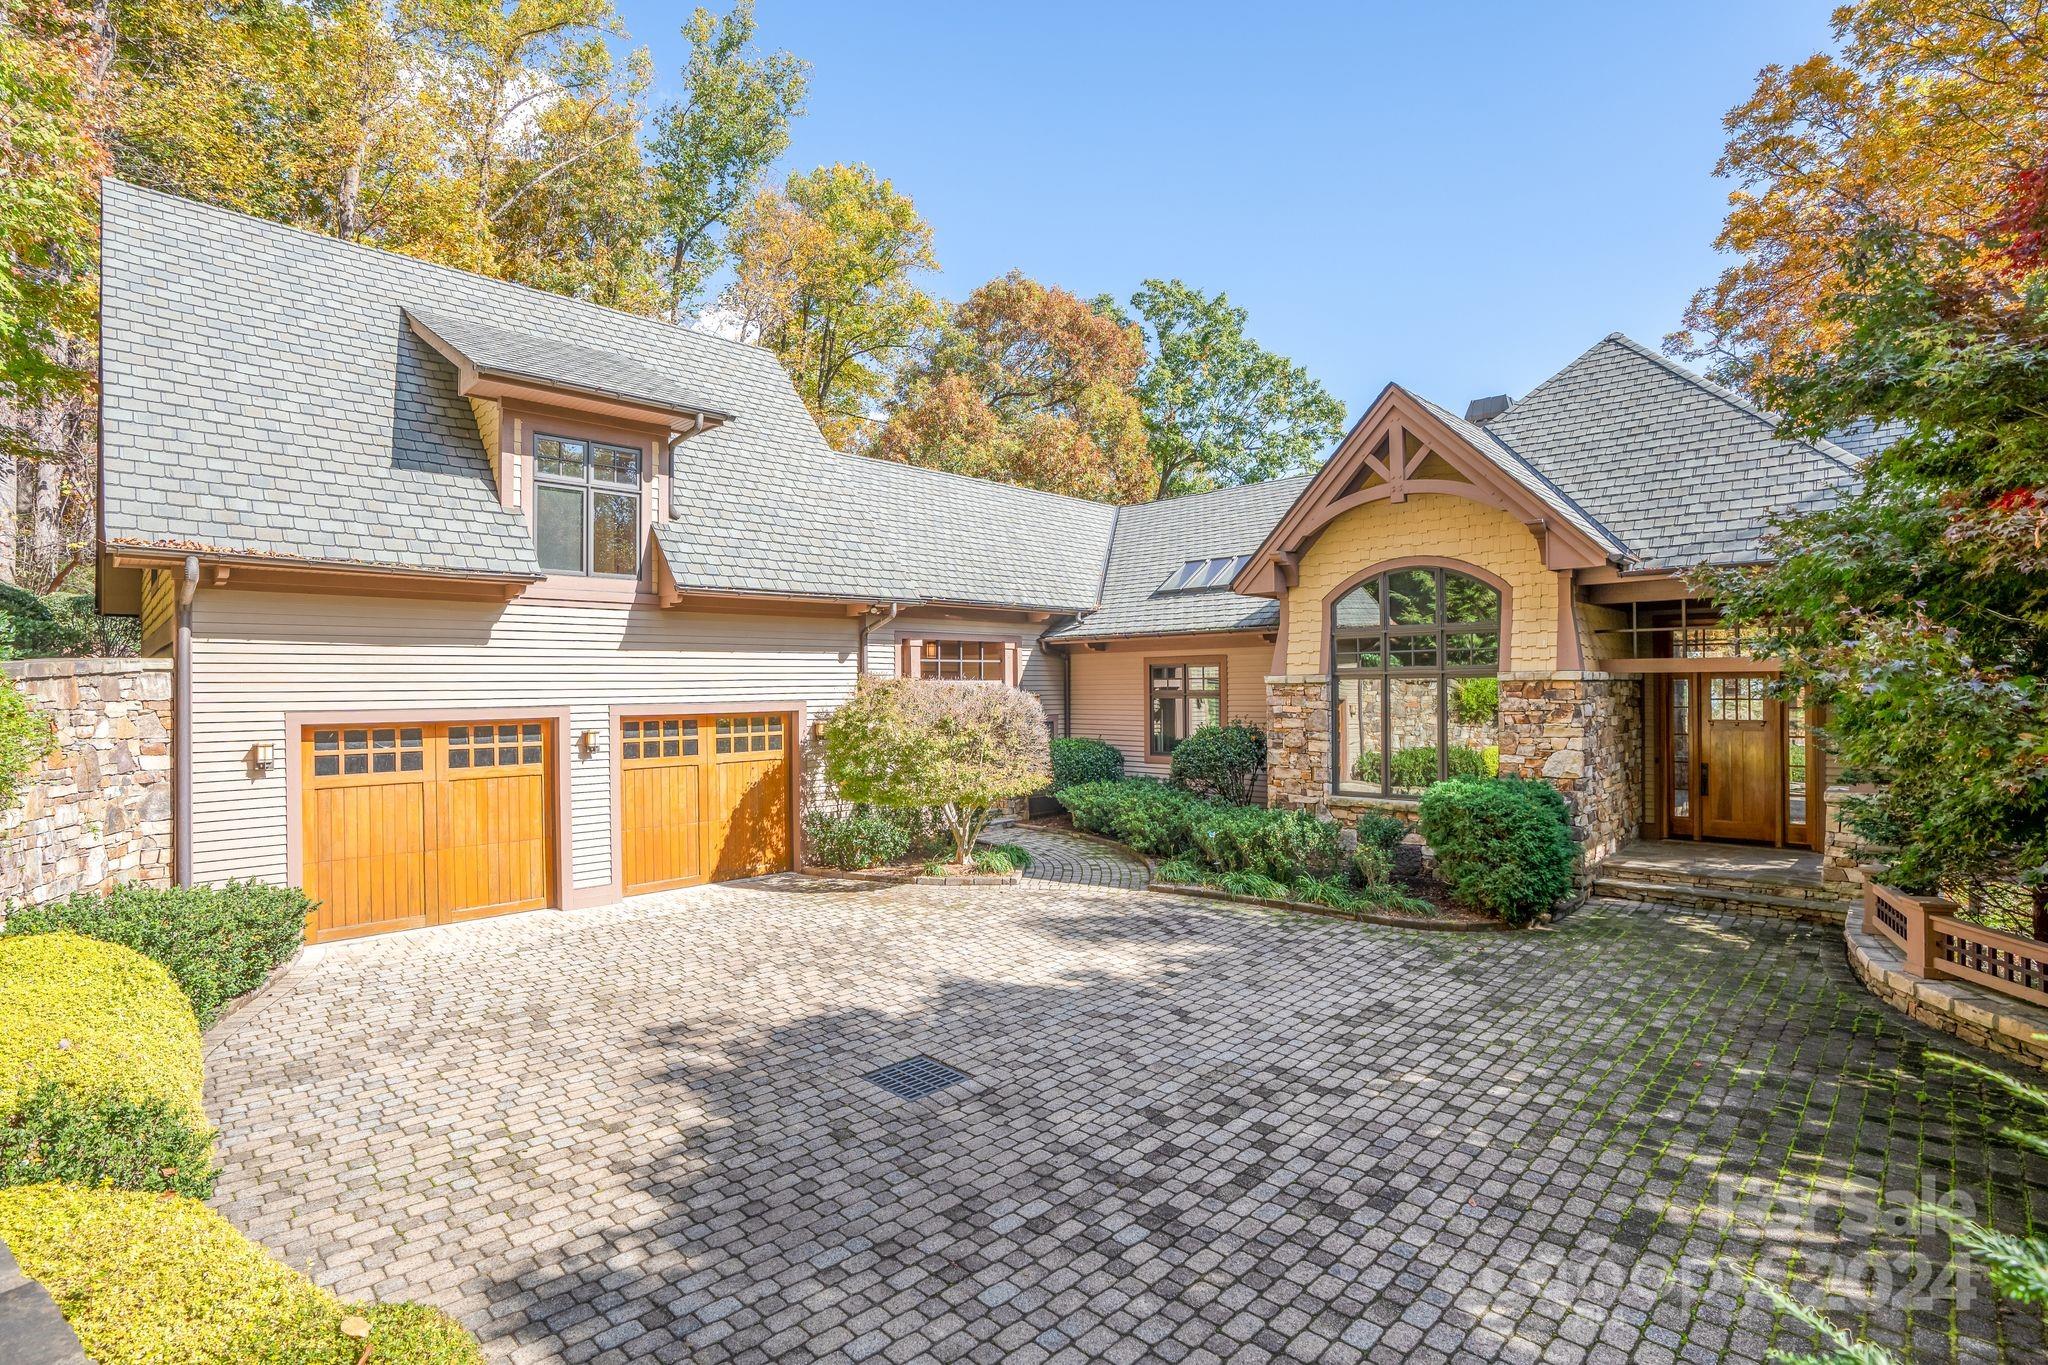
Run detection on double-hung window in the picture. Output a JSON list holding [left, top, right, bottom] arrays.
[[1149, 662, 1222, 757], [534, 434, 641, 577]]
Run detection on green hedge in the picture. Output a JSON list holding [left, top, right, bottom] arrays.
[[1188, 805, 1342, 881], [0, 1183, 483, 1364], [1048, 736, 1124, 790], [0, 932, 205, 1123], [1418, 777, 1578, 926], [1154, 857, 1432, 917], [0, 932, 214, 1195], [4, 882, 310, 1029], [802, 809, 911, 870], [1056, 778, 1222, 855]]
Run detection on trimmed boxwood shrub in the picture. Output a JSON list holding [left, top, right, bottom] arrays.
[[0, 933, 214, 1195], [1168, 723, 1267, 804], [1055, 779, 1219, 856], [803, 809, 912, 870], [0, 1182, 483, 1364], [1418, 777, 1578, 926], [1188, 805, 1342, 881], [0, 932, 205, 1123], [4, 882, 311, 1029], [1048, 736, 1123, 791]]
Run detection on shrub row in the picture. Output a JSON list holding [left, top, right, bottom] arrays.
[[4, 881, 312, 1029], [803, 808, 912, 870], [0, 1182, 482, 1364], [1056, 779, 1222, 856], [1153, 857, 1433, 918]]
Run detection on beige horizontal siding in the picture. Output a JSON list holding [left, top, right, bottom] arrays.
[[188, 589, 861, 893], [1065, 640, 1274, 786]]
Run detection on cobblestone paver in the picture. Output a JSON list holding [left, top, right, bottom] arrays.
[[205, 886, 2048, 1365], [988, 824, 1149, 889]]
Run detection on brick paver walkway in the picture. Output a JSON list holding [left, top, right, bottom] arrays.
[[206, 887, 2048, 1365], [986, 824, 1149, 889]]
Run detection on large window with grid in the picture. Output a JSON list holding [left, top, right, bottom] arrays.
[[1149, 662, 1222, 757], [915, 639, 1005, 681], [534, 433, 641, 577], [1332, 566, 1501, 797]]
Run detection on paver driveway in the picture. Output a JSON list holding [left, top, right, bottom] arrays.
[[205, 878, 2048, 1365]]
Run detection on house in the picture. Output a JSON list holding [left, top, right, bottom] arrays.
[[94, 182, 1863, 942]]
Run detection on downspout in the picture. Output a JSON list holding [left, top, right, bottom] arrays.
[[855, 602, 901, 686], [173, 555, 199, 888]]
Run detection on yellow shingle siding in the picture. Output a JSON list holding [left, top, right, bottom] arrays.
[[1283, 494, 1557, 674]]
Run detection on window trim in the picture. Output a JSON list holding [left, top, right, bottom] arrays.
[[1324, 559, 1509, 799], [532, 430, 644, 580], [914, 638, 1007, 682], [1143, 655, 1226, 761], [897, 635, 1020, 686]]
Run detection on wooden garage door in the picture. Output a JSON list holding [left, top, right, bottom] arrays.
[[620, 712, 790, 896], [301, 720, 554, 943]]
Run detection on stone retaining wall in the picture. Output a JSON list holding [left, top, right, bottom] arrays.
[[1845, 913, 2048, 1071], [0, 658, 173, 909]]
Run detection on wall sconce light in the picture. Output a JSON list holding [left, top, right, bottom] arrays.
[[248, 741, 277, 775], [579, 730, 599, 759], [811, 719, 828, 742]]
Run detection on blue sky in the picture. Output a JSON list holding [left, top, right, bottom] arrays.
[[613, 2, 1837, 418]]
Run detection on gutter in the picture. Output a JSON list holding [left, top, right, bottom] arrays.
[[173, 555, 198, 888]]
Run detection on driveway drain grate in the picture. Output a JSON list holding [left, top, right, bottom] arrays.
[[863, 1056, 969, 1100]]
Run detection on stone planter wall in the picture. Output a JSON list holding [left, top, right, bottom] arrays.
[[0, 659, 173, 910]]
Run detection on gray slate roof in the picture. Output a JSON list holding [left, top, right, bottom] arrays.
[[100, 182, 1114, 606], [1477, 334, 1860, 569], [1046, 477, 1311, 641], [102, 182, 538, 576], [406, 306, 733, 424]]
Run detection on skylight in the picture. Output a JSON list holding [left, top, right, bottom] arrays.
[[1157, 555, 1249, 595]]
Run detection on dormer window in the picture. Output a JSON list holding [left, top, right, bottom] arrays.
[[535, 433, 640, 577]]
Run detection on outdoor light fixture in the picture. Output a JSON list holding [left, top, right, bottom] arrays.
[[248, 741, 277, 774], [579, 730, 599, 759]]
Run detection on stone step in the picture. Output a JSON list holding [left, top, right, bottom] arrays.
[[1594, 859, 1856, 905], [1588, 876, 1851, 924]]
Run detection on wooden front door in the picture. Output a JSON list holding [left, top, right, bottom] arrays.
[[1698, 675, 1780, 843], [301, 720, 554, 943], [620, 712, 790, 895]]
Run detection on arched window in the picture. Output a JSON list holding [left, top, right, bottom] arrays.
[[1332, 566, 1502, 797]]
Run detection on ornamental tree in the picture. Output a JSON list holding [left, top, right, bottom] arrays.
[[1706, 210, 2048, 928], [821, 678, 1050, 867]]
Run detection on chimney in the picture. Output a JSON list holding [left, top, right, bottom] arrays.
[[1464, 394, 1511, 425]]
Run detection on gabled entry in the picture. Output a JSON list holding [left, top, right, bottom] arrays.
[[1233, 385, 1622, 599]]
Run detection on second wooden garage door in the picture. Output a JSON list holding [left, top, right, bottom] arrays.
[[620, 713, 790, 895], [300, 720, 555, 943]]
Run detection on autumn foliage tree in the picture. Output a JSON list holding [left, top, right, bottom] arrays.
[[869, 272, 1154, 502], [821, 678, 1051, 867], [722, 163, 941, 447], [1672, 0, 2048, 387]]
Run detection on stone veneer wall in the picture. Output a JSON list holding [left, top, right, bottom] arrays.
[[0, 658, 173, 909], [1493, 673, 1642, 869], [1266, 671, 1643, 879], [1821, 783, 1881, 892]]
